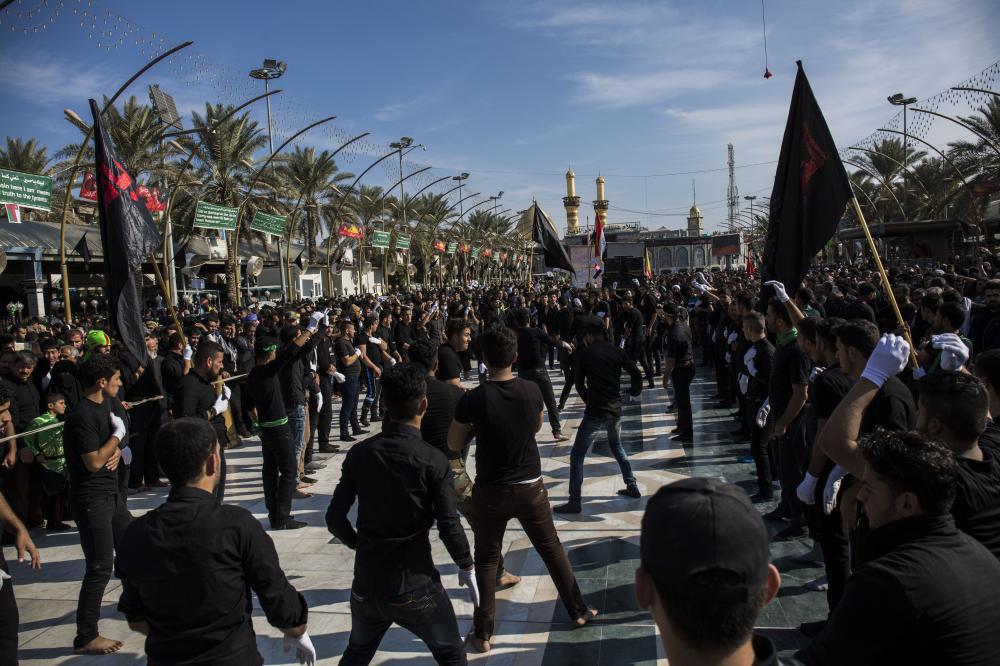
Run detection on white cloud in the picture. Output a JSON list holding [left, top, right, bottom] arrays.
[[374, 99, 421, 123], [0, 55, 117, 107]]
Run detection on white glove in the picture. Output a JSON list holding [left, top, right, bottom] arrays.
[[120, 446, 133, 466], [459, 568, 481, 607], [809, 365, 827, 382], [913, 367, 927, 379], [632, 278, 640, 286], [307, 311, 325, 331], [691, 282, 706, 295], [765, 280, 790, 303], [387, 357, 397, 367], [110, 413, 127, 441], [222, 385, 231, 400], [725, 351, 732, 364], [932, 333, 970, 371], [796, 472, 818, 505], [368, 336, 383, 346], [315, 392, 324, 413], [860, 334, 910, 388], [322, 308, 330, 326], [478, 362, 487, 374], [561, 341, 573, 351], [739, 373, 749, 396], [755, 399, 770, 429], [823, 465, 850, 515], [212, 392, 230, 415], [283, 631, 316, 666], [727, 331, 738, 345], [746, 358, 758, 377], [354, 348, 363, 358], [182, 345, 193, 361], [710, 331, 717, 343], [332, 371, 346, 383]]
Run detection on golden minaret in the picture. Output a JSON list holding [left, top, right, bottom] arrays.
[[563, 167, 580, 235], [594, 174, 609, 226]]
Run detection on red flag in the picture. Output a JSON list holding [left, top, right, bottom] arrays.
[[746, 254, 757, 277], [594, 209, 606, 259], [79, 171, 98, 201], [338, 222, 364, 239]]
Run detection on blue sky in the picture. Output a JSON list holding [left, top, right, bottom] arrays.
[[2, 0, 998, 234]]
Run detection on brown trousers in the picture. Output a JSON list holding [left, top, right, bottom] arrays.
[[471, 479, 587, 639]]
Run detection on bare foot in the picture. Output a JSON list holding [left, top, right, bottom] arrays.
[[466, 632, 491, 653], [74, 636, 123, 655], [496, 572, 522, 590], [574, 607, 599, 628]]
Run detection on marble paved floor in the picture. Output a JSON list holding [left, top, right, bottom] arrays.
[[8, 362, 828, 664]]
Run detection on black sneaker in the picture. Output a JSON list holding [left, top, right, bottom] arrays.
[[353, 428, 370, 436], [671, 433, 693, 443], [272, 519, 308, 530], [300, 476, 318, 485], [340, 434, 356, 443], [665, 403, 677, 413], [318, 444, 341, 453], [750, 491, 775, 503], [773, 525, 808, 542], [763, 507, 790, 521], [618, 486, 642, 499], [552, 501, 582, 514]]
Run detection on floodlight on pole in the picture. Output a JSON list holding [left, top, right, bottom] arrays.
[[888, 92, 918, 213], [452, 172, 470, 221]]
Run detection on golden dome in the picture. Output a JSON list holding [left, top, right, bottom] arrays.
[[566, 166, 575, 178], [689, 204, 702, 217], [596, 175, 605, 184]]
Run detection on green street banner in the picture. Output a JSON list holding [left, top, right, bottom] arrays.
[[447, 241, 457, 254], [193, 201, 238, 230], [371, 230, 391, 248], [0, 168, 52, 211], [472, 246, 481, 258], [249, 210, 287, 236], [395, 233, 411, 251]]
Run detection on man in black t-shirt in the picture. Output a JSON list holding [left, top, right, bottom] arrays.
[[448, 326, 594, 652], [513, 308, 571, 442], [64, 354, 133, 655], [622, 297, 654, 388], [663, 305, 695, 442], [174, 341, 231, 502], [334, 320, 366, 442], [765, 298, 811, 538], [740, 313, 775, 500], [435, 319, 469, 386]]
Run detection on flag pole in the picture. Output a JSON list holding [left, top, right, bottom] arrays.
[[149, 255, 187, 348], [849, 196, 919, 367]]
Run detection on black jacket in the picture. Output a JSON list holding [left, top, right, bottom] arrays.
[[574, 340, 642, 418], [797, 514, 1000, 665]]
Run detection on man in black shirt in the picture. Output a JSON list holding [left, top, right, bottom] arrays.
[[765, 298, 811, 537], [436, 318, 469, 386], [63, 354, 132, 655], [118, 418, 314, 665], [327, 364, 476, 664], [174, 340, 232, 502], [663, 305, 696, 442], [740, 313, 775, 500], [797, 431, 1000, 665], [449, 325, 594, 652], [513, 308, 572, 442], [159, 332, 191, 413], [554, 319, 642, 514], [621, 296, 654, 388], [335, 319, 366, 442], [392, 309, 415, 362], [247, 316, 325, 530]]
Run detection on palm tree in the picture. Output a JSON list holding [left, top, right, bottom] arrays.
[[0, 137, 51, 173], [177, 102, 267, 301], [276, 146, 353, 262]]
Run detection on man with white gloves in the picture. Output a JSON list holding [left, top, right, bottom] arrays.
[[327, 363, 475, 664], [118, 418, 315, 666], [174, 340, 233, 502]]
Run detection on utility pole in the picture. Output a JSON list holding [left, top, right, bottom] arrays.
[[727, 143, 739, 232]]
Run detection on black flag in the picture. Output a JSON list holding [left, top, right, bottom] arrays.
[[762, 61, 851, 293], [294, 251, 307, 272], [173, 237, 189, 269], [531, 203, 573, 273], [89, 98, 161, 365], [73, 231, 92, 271]]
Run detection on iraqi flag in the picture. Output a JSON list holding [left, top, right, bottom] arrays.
[[89, 98, 161, 365], [761, 61, 851, 294], [593, 209, 606, 259], [3, 203, 21, 224], [746, 253, 756, 278]]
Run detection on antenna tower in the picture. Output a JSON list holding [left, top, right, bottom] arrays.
[[727, 143, 739, 232]]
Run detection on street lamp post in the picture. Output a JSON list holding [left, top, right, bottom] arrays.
[[888, 92, 917, 214], [452, 173, 470, 221], [250, 59, 288, 300]]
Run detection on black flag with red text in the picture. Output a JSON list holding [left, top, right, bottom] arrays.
[[89, 98, 161, 365], [762, 61, 851, 293]]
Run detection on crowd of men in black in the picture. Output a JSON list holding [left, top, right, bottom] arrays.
[[0, 259, 999, 664]]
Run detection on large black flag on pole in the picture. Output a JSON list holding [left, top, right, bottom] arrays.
[[761, 61, 851, 292], [530, 202, 574, 273], [73, 231, 92, 271], [89, 98, 161, 366]]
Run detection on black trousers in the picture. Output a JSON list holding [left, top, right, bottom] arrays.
[[260, 424, 297, 526], [341, 580, 466, 665], [128, 408, 163, 488], [228, 383, 247, 434], [671, 365, 696, 436], [71, 490, 132, 649], [317, 375, 334, 447], [627, 340, 653, 383], [559, 349, 575, 406], [520, 368, 561, 434], [775, 418, 806, 526], [749, 399, 772, 493], [816, 464, 851, 612], [0, 550, 17, 665]]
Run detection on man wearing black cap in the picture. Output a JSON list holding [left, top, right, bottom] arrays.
[[246, 312, 327, 530], [637, 477, 783, 665]]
